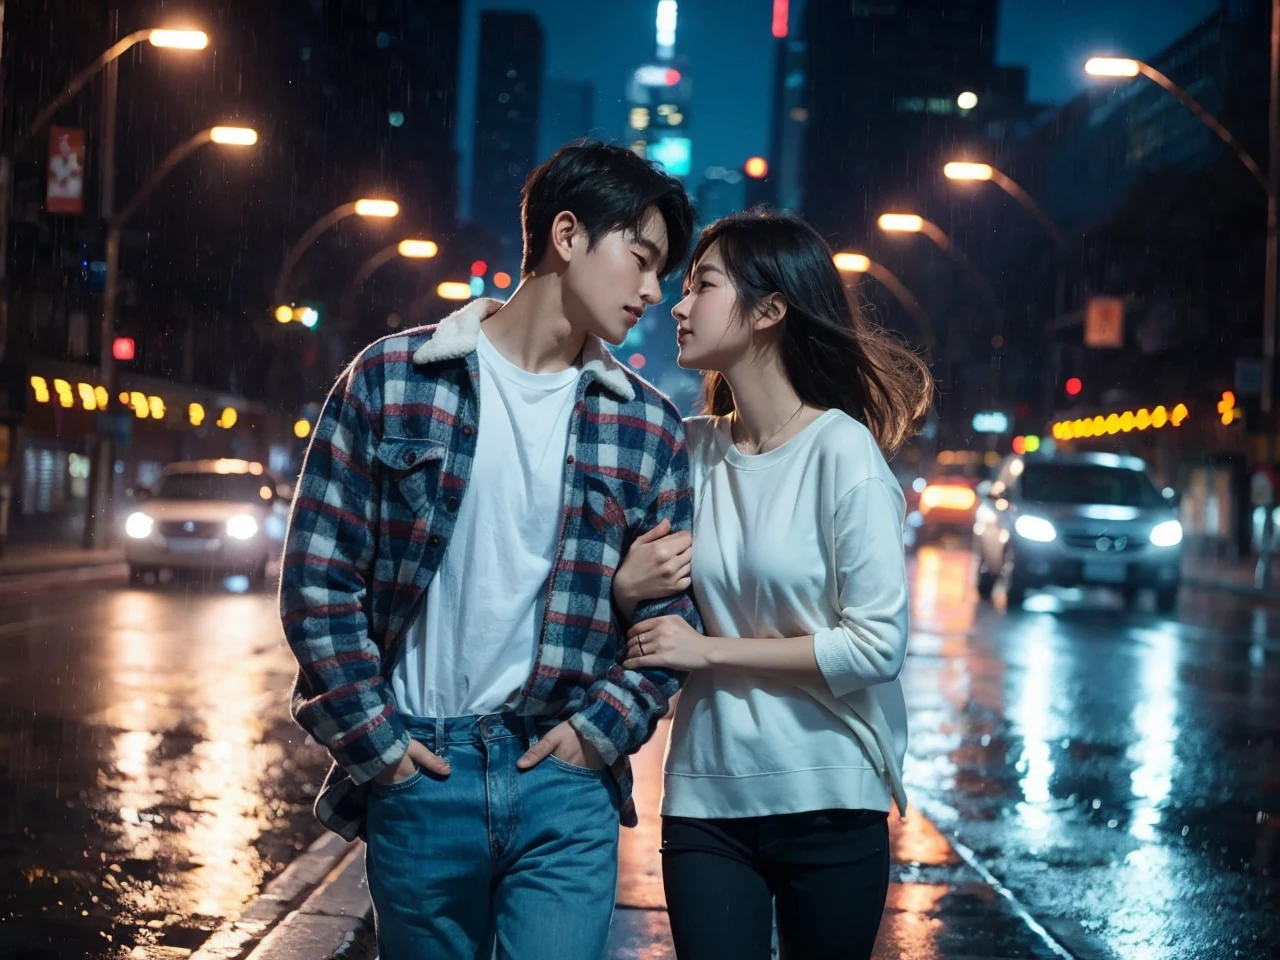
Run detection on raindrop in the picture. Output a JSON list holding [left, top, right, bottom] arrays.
[[389, 111, 405, 128], [1106, 818, 1118, 828], [1091, 798, 1101, 810], [1182, 825, 1191, 836], [979, 734, 991, 746]]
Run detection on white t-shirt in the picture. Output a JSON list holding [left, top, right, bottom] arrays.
[[662, 410, 910, 819], [391, 329, 580, 718]]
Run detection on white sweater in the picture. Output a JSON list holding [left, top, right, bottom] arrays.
[[661, 410, 910, 820]]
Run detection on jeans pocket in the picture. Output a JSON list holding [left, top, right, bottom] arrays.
[[370, 767, 426, 796], [546, 754, 610, 779]]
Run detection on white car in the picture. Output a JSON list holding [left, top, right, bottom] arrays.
[[973, 452, 1183, 612], [123, 459, 290, 587]]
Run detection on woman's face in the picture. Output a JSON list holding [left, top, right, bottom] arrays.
[[671, 243, 755, 371]]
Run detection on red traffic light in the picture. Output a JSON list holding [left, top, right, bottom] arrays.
[[470, 260, 488, 277], [1065, 377, 1082, 397], [112, 337, 135, 361], [1012, 435, 1026, 455]]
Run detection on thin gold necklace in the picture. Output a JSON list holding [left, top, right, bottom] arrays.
[[734, 402, 805, 455]]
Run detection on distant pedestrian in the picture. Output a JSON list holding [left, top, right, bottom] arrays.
[[279, 140, 700, 960], [612, 211, 932, 960]]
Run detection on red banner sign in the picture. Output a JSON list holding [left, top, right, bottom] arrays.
[[46, 126, 86, 215]]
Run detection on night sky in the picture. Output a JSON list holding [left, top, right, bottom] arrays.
[[455, 0, 1222, 216]]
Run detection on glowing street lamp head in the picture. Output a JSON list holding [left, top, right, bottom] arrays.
[[833, 252, 871, 274], [274, 305, 294, 323], [1085, 57, 1141, 78], [149, 29, 209, 50], [878, 213, 924, 233], [354, 198, 400, 218], [956, 91, 979, 110], [210, 126, 258, 145], [944, 161, 993, 181], [397, 239, 439, 259], [437, 281, 473, 301]]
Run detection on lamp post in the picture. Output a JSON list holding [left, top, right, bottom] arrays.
[[1085, 46, 1275, 414], [338, 239, 439, 323], [0, 27, 209, 373], [271, 199, 400, 310], [877, 212, 1003, 324], [1086, 9, 1279, 585], [944, 160, 1068, 420], [82, 125, 258, 547], [832, 251, 935, 355]]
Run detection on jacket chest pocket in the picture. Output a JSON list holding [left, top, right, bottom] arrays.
[[578, 467, 639, 571], [375, 437, 446, 516]]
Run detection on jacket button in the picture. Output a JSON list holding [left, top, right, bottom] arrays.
[[402, 450, 416, 466], [462, 425, 475, 436], [446, 496, 459, 511], [428, 534, 441, 547], [566, 455, 575, 464]]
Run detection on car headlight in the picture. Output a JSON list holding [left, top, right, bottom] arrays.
[[1149, 519, 1183, 548], [1014, 514, 1057, 542], [125, 512, 154, 539], [226, 515, 259, 540]]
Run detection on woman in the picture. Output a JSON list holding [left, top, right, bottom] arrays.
[[612, 211, 932, 960]]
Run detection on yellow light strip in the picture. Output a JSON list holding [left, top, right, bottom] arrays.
[[1052, 403, 1189, 441]]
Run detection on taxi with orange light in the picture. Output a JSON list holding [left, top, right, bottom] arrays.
[[915, 455, 990, 544], [123, 459, 291, 586]]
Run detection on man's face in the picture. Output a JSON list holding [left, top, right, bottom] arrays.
[[561, 206, 669, 345]]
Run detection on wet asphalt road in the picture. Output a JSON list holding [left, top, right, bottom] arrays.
[[903, 545, 1279, 960], [0, 572, 334, 959], [0, 548, 1276, 959]]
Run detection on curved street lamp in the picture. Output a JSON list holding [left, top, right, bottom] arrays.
[[877, 212, 1003, 324], [1086, 52, 1277, 418], [271, 199, 400, 308], [0, 27, 210, 372], [833, 251, 935, 354], [84, 125, 258, 547], [338, 239, 440, 322]]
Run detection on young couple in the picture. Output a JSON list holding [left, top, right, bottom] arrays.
[[280, 140, 931, 960]]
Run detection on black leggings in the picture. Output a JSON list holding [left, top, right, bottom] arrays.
[[661, 809, 890, 960]]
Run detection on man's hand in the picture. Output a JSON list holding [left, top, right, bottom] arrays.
[[373, 737, 451, 785], [515, 720, 606, 771]]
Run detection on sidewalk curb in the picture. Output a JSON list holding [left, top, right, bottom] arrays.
[[0, 561, 127, 594], [190, 832, 372, 960]]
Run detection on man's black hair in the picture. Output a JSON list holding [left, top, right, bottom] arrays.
[[520, 139, 695, 278]]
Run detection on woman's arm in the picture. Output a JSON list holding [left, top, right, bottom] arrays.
[[624, 477, 908, 694]]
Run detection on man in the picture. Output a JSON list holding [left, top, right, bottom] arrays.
[[279, 140, 700, 960]]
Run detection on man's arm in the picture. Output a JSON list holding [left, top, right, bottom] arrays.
[[279, 357, 409, 786], [569, 430, 703, 765]]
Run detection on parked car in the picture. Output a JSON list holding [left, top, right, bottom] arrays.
[[973, 452, 1183, 612], [123, 459, 290, 586]]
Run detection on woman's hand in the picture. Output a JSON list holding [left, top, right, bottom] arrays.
[[613, 518, 693, 620], [624, 615, 719, 671]]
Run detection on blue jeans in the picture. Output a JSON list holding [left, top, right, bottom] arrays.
[[365, 713, 620, 960]]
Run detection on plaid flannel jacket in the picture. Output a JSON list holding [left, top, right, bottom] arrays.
[[280, 297, 701, 840]]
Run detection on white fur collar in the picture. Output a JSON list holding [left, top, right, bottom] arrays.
[[412, 297, 636, 403]]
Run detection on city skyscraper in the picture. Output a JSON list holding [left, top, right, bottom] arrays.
[[539, 78, 595, 161], [472, 11, 545, 263], [798, 0, 1005, 244]]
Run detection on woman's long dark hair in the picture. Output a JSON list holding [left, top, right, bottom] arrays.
[[692, 210, 933, 455]]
